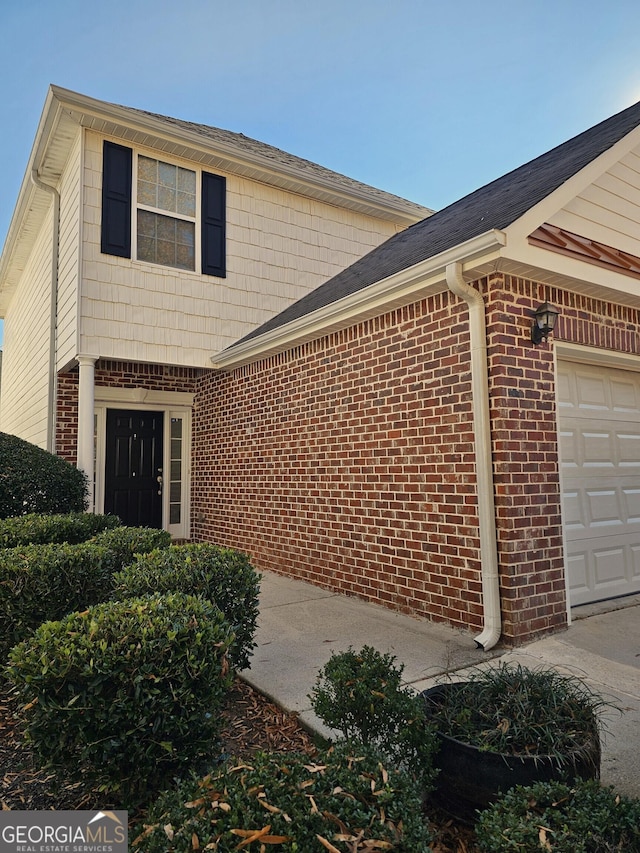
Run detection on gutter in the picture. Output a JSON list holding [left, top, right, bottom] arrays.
[[30, 169, 60, 454], [445, 262, 501, 650]]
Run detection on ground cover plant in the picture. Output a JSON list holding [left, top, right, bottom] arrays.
[[0, 432, 87, 518], [112, 543, 260, 670], [427, 662, 605, 766], [475, 778, 640, 852], [5, 592, 234, 803], [133, 742, 433, 852]]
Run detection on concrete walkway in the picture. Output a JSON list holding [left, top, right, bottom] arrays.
[[243, 571, 640, 799]]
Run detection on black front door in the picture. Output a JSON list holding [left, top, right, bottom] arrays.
[[105, 409, 164, 528]]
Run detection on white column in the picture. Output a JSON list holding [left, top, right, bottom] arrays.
[[76, 354, 99, 512]]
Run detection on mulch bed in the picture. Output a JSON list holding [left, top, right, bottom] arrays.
[[0, 678, 479, 851]]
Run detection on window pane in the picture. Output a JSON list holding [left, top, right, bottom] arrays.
[[176, 244, 195, 269], [170, 504, 181, 525], [178, 167, 196, 194], [156, 239, 175, 267], [158, 185, 177, 212], [137, 236, 156, 263], [138, 181, 157, 207], [137, 209, 156, 237], [136, 211, 194, 271], [158, 161, 177, 188], [176, 219, 195, 247], [171, 419, 183, 440], [138, 156, 157, 183], [177, 191, 196, 217], [157, 215, 176, 241]]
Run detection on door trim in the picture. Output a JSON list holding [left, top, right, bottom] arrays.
[[94, 393, 192, 539]]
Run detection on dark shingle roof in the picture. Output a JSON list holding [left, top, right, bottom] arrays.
[[233, 99, 640, 347], [120, 104, 431, 218]]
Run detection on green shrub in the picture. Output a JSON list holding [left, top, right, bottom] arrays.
[[0, 541, 115, 660], [91, 525, 172, 570], [133, 742, 432, 852], [112, 543, 260, 670], [0, 432, 87, 519], [476, 779, 640, 852], [309, 645, 438, 793], [0, 512, 120, 548], [6, 592, 234, 803]]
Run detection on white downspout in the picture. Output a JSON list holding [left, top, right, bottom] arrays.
[[31, 169, 60, 454], [445, 262, 501, 650]]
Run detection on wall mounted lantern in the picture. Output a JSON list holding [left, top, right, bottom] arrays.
[[531, 302, 560, 345]]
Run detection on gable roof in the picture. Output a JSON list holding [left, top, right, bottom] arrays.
[[228, 98, 640, 351], [1, 86, 431, 312]]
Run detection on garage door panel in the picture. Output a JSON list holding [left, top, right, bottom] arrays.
[[559, 360, 640, 605]]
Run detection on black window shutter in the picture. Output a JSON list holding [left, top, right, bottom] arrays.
[[201, 172, 226, 277], [101, 141, 132, 258]]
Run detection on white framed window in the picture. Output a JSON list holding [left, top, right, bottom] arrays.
[[135, 155, 198, 271]]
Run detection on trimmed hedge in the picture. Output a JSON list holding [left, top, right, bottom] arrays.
[[112, 543, 260, 670], [133, 742, 433, 852], [0, 541, 114, 660], [0, 432, 87, 518], [91, 525, 172, 569], [6, 593, 234, 803], [0, 512, 120, 548], [476, 779, 640, 852], [0, 528, 170, 660]]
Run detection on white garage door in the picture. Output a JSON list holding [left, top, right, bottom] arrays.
[[558, 360, 640, 606]]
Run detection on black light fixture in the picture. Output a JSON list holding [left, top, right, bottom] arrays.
[[531, 301, 560, 345]]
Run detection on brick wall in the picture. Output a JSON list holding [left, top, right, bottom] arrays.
[[193, 290, 487, 636], [193, 272, 640, 646]]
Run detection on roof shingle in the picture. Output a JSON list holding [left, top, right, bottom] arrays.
[[233, 99, 640, 347]]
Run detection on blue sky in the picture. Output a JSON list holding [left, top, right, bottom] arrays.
[[2, 0, 640, 346]]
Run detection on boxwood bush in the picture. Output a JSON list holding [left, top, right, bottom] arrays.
[[0, 512, 120, 548], [475, 779, 640, 852], [0, 432, 87, 518], [309, 645, 439, 793], [133, 742, 432, 852], [0, 541, 115, 660], [112, 543, 260, 670], [91, 525, 172, 570], [6, 592, 234, 803]]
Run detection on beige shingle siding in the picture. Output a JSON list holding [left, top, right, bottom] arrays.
[[0, 209, 53, 447], [79, 132, 401, 368], [56, 131, 83, 369], [549, 144, 640, 258]]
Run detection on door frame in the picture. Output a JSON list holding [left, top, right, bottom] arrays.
[[94, 387, 193, 539]]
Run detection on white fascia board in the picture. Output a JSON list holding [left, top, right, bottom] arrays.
[[211, 229, 506, 370]]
